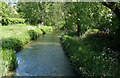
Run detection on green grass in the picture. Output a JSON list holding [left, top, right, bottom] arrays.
[[0, 24, 53, 76], [61, 29, 120, 77], [1, 24, 33, 39]]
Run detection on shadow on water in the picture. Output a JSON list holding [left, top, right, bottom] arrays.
[[15, 32, 76, 76]]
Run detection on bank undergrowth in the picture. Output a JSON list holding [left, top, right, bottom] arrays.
[[60, 29, 120, 77]]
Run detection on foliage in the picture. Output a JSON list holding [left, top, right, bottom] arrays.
[[2, 37, 29, 51], [98, 1, 120, 21], [17, 2, 65, 27], [64, 2, 114, 36], [9, 13, 20, 18], [40, 26, 53, 34], [1, 1, 119, 77], [1, 2, 19, 18], [17, 2, 119, 35], [1, 2, 25, 26], [2, 18, 25, 25], [2, 49, 16, 71], [28, 30, 42, 40], [0, 59, 8, 77], [1, 2, 13, 18], [61, 32, 120, 77]]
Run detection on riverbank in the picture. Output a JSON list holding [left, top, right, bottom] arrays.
[[60, 29, 120, 77], [0, 24, 53, 77]]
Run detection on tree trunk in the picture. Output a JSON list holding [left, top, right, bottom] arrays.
[[76, 1, 81, 37], [113, 7, 120, 21], [77, 24, 80, 37]]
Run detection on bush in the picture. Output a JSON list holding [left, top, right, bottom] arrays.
[[2, 49, 16, 71], [61, 34, 120, 77], [28, 29, 42, 40], [2, 17, 10, 25], [9, 13, 20, 18], [2, 36, 30, 51], [2, 29, 43, 51], [9, 18, 25, 24], [2, 18, 25, 25], [40, 26, 53, 34]]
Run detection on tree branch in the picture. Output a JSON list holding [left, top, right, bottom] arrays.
[[98, 0, 120, 20]]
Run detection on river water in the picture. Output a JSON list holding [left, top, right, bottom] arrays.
[[15, 32, 76, 76]]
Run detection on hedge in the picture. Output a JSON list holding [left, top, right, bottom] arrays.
[[2, 18, 25, 25]]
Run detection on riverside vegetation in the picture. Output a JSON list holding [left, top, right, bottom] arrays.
[[60, 29, 120, 77], [0, 1, 120, 77], [0, 2, 53, 76], [0, 24, 53, 76]]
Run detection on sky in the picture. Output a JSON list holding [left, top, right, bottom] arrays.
[[5, 0, 18, 7]]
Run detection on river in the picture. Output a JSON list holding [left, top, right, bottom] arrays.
[[15, 32, 76, 76]]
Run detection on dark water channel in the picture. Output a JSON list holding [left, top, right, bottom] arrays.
[[16, 32, 76, 76]]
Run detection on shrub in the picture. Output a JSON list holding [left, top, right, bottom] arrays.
[[2, 49, 16, 71], [2, 38, 23, 51], [2, 35, 31, 51], [9, 13, 20, 18], [61, 34, 120, 77], [2, 18, 25, 25], [28, 29, 42, 40], [2, 17, 10, 25], [40, 26, 53, 34]]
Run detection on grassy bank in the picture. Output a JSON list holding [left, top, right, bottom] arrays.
[[0, 24, 53, 76], [60, 29, 120, 77]]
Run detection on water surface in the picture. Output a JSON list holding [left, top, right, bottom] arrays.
[[16, 32, 76, 76]]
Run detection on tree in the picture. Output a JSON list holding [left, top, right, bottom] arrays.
[[64, 2, 115, 36], [98, 0, 120, 21], [17, 2, 65, 27]]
